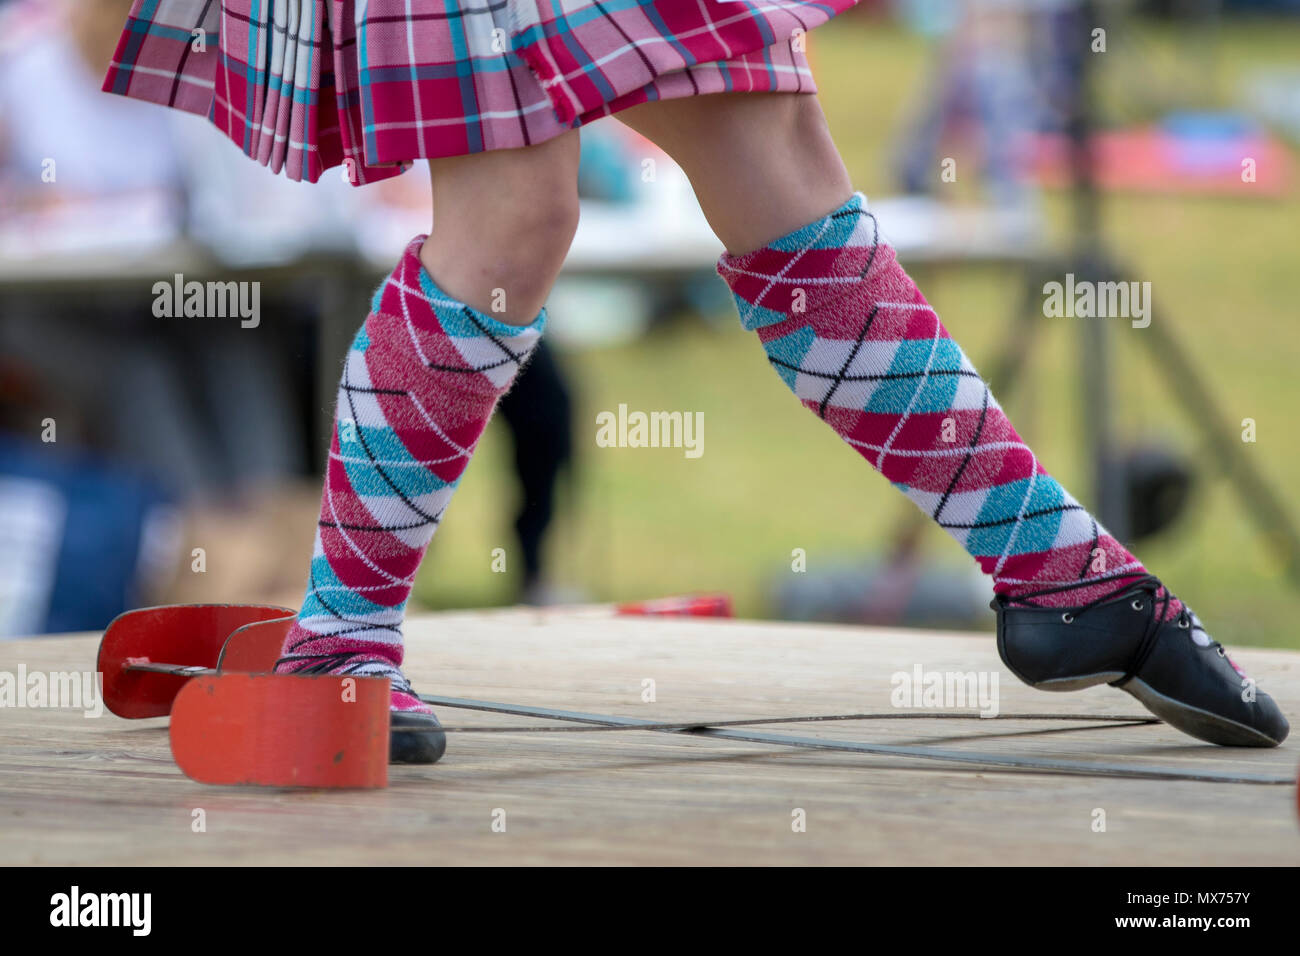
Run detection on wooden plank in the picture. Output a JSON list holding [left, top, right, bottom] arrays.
[[1, 607, 1296, 865]]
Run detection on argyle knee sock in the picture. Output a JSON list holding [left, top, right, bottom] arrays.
[[276, 237, 544, 710], [718, 193, 1180, 616]]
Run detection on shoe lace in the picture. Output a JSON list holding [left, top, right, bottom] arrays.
[[994, 572, 1220, 684], [275, 650, 416, 696]]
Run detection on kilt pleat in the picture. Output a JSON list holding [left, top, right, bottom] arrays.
[[103, 0, 858, 185]]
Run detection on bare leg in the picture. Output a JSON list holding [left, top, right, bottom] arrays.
[[420, 130, 581, 324], [617, 92, 852, 255]]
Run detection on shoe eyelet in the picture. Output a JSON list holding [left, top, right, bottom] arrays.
[[1061, 612, 1074, 624], [1216, 647, 1226, 657], [1178, 618, 1190, 629], [1131, 599, 1143, 611]]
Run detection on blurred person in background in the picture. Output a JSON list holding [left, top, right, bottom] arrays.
[[97, 0, 1286, 761], [496, 340, 573, 606], [893, 0, 1075, 206], [0, 0, 574, 633], [0, 0, 311, 500], [0, 0, 190, 637]]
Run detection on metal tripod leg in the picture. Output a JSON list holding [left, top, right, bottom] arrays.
[[1136, 293, 1300, 585]]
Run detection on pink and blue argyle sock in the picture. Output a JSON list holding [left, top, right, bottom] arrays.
[[275, 237, 544, 711], [718, 193, 1181, 616]]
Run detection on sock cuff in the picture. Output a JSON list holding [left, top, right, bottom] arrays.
[[716, 192, 894, 330], [717, 192, 869, 270], [376, 236, 548, 344]]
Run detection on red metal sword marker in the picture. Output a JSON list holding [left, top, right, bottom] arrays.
[[98, 603, 295, 718], [170, 672, 390, 789], [97, 603, 391, 788]]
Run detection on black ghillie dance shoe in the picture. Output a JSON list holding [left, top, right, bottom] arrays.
[[390, 710, 448, 765], [993, 575, 1289, 747]]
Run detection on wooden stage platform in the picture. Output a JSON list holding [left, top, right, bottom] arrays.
[[3, 607, 1298, 865]]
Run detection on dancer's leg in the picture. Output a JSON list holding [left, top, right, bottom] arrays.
[[620, 92, 1145, 603], [277, 133, 580, 761], [420, 133, 581, 324], [618, 94, 1287, 746], [618, 93, 851, 255]]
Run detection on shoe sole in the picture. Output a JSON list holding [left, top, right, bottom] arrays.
[[1018, 670, 1280, 746], [390, 713, 448, 764], [1025, 672, 1125, 693], [1121, 677, 1282, 748]]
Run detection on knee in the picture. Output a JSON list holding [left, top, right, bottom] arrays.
[[509, 190, 581, 263], [448, 165, 579, 286], [434, 136, 580, 257], [476, 193, 577, 313], [425, 134, 581, 319]]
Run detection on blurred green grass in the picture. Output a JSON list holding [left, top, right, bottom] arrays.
[[416, 15, 1300, 649]]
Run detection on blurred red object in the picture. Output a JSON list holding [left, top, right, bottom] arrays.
[[1024, 126, 1292, 198], [616, 594, 733, 618]]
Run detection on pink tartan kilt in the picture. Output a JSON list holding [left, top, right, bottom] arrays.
[[102, 0, 858, 185]]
